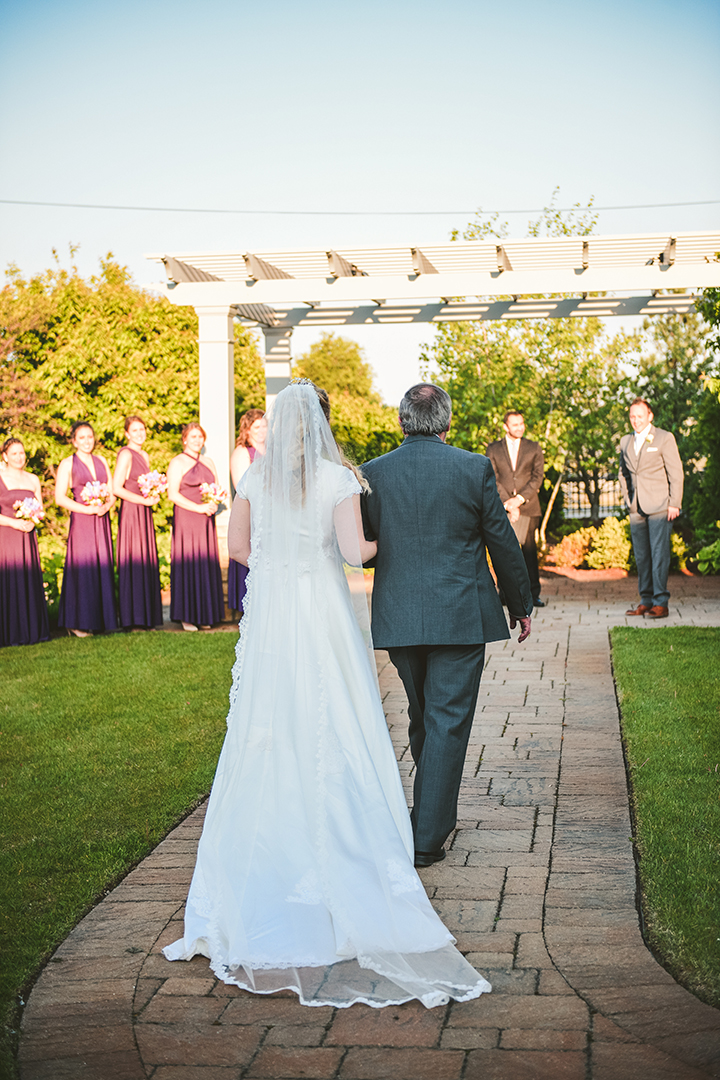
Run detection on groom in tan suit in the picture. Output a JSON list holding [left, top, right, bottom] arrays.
[[619, 398, 683, 619]]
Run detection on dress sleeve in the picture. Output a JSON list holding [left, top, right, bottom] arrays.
[[334, 466, 362, 505]]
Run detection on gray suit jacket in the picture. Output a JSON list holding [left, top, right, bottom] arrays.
[[361, 435, 533, 649], [618, 425, 683, 516]]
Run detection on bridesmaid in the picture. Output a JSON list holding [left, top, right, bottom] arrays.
[[167, 422, 224, 631], [55, 421, 117, 637], [113, 415, 163, 630], [228, 409, 266, 614], [0, 438, 50, 647]]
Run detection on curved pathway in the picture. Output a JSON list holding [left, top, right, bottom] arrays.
[[18, 575, 720, 1079]]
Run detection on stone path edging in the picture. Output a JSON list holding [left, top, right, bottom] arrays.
[[17, 596, 720, 1080]]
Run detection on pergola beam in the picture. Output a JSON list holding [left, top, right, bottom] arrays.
[[243, 253, 294, 281], [327, 250, 367, 278], [237, 292, 700, 329], [155, 261, 720, 308], [144, 231, 720, 485], [411, 247, 439, 275]]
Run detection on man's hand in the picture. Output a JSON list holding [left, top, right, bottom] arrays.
[[668, 506, 680, 521], [509, 614, 531, 643], [504, 495, 523, 512]]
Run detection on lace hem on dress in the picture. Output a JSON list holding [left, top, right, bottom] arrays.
[[163, 937, 490, 1009]]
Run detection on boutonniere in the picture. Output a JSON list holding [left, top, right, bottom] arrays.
[[646, 433, 654, 444]]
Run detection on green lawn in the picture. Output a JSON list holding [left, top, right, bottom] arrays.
[[610, 626, 720, 1008], [0, 632, 236, 1078]]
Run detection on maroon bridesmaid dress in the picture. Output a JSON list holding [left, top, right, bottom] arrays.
[[170, 455, 224, 626], [116, 448, 163, 629], [0, 474, 50, 646], [227, 445, 256, 612], [57, 455, 118, 633]]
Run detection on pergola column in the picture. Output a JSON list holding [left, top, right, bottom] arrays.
[[263, 327, 293, 408], [196, 305, 235, 565]]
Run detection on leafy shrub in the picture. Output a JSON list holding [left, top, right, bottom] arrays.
[[586, 517, 632, 570], [670, 532, 690, 572], [40, 551, 65, 622], [697, 537, 720, 575], [156, 531, 172, 592], [37, 533, 66, 623], [552, 526, 597, 567]]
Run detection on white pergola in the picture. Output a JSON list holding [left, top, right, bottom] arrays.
[[145, 230, 720, 504]]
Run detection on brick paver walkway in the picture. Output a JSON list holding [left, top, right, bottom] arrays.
[[18, 576, 720, 1079]]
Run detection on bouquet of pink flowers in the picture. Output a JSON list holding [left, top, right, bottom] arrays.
[[80, 480, 111, 506], [200, 482, 228, 506], [13, 497, 45, 525], [137, 470, 168, 499]]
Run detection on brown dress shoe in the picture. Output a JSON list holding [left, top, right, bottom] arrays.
[[644, 605, 669, 619], [626, 604, 651, 616]]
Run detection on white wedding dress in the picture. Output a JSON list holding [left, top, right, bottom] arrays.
[[163, 384, 491, 1008]]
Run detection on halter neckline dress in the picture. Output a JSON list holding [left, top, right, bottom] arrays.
[[170, 454, 224, 626], [57, 454, 117, 633], [116, 447, 163, 629]]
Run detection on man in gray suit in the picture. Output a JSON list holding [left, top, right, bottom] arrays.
[[619, 397, 683, 619], [361, 384, 533, 868]]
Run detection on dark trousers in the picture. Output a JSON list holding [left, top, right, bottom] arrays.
[[630, 511, 672, 607], [513, 515, 541, 602], [498, 515, 541, 608], [388, 643, 486, 854]]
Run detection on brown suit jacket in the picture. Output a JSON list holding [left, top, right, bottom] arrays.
[[486, 437, 544, 519]]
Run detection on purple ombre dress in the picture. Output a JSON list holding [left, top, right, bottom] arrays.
[[170, 455, 224, 626], [58, 455, 118, 633], [227, 445, 256, 612], [0, 474, 50, 647], [116, 448, 163, 629]]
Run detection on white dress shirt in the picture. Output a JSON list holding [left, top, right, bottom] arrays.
[[505, 435, 521, 471], [633, 423, 652, 455]]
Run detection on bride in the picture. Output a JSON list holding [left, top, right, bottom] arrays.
[[163, 381, 491, 1008]]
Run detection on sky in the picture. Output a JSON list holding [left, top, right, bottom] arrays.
[[1, 0, 719, 403]]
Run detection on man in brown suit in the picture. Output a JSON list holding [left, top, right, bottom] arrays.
[[486, 411, 545, 609], [619, 398, 683, 619]]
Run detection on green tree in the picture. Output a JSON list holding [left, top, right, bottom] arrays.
[[692, 287, 720, 541], [695, 286, 720, 355], [0, 254, 263, 547], [421, 315, 633, 523], [234, 327, 266, 424], [293, 333, 402, 461], [423, 189, 637, 525], [626, 311, 717, 528]]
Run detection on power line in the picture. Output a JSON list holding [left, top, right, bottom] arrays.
[[0, 197, 719, 218]]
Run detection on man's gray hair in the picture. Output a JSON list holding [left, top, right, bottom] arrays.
[[398, 383, 452, 436]]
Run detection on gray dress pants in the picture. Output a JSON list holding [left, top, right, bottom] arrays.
[[388, 643, 486, 854], [629, 510, 672, 607]]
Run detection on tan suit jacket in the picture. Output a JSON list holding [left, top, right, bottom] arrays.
[[618, 425, 683, 516]]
